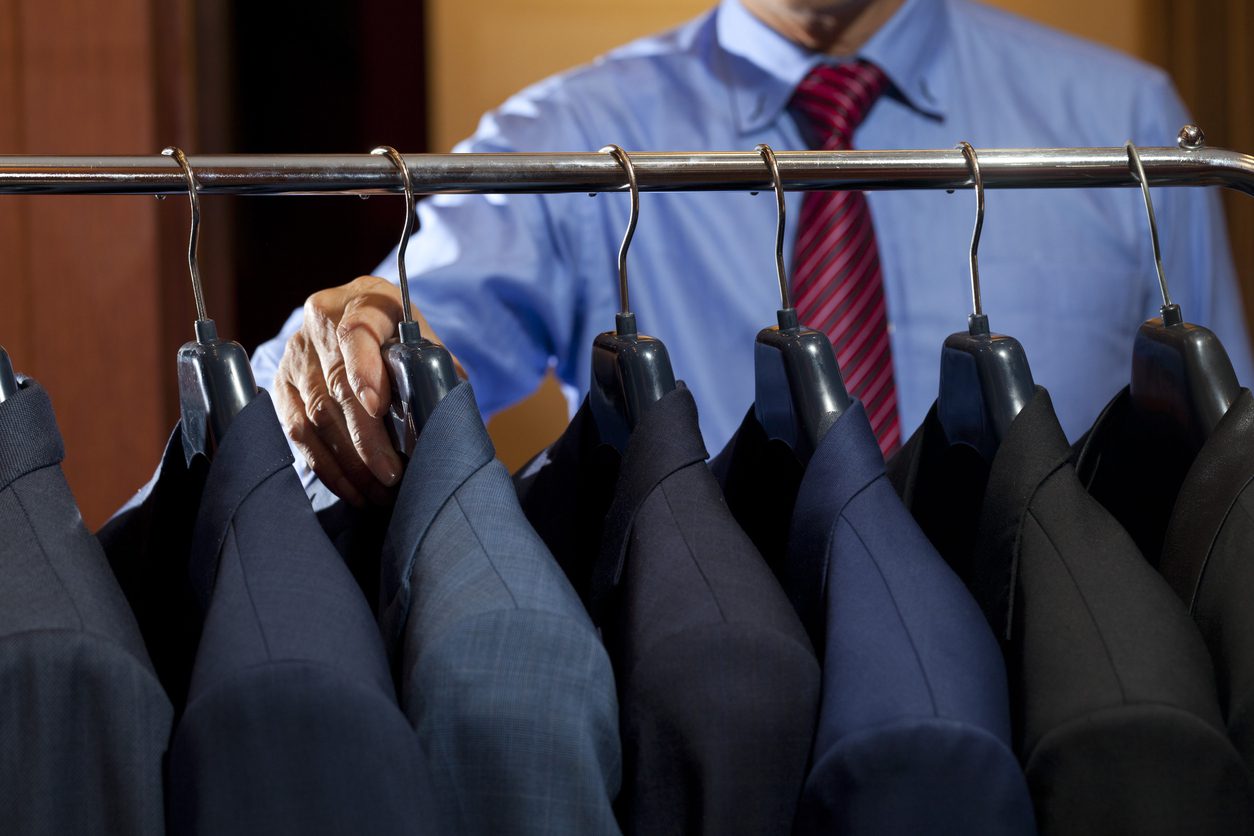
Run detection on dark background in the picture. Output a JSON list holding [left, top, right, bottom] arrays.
[[224, 0, 429, 351]]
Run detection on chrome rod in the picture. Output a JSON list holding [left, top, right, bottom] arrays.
[[0, 146, 1249, 196]]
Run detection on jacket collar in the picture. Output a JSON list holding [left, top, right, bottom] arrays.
[[1070, 385, 1254, 607], [596, 385, 709, 614], [787, 398, 888, 644], [709, 405, 804, 572], [186, 390, 295, 613], [378, 382, 496, 643], [972, 387, 1074, 639], [1159, 389, 1254, 609], [717, 0, 948, 135], [891, 388, 1073, 640], [0, 380, 65, 492]]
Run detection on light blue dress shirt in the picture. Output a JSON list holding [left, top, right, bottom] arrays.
[[253, 0, 1252, 451]]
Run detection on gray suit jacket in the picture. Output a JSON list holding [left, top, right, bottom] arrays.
[[0, 380, 172, 835], [378, 382, 622, 835]]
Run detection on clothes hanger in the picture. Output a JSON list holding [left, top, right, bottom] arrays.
[[165, 147, 257, 462], [371, 146, 460, 459], [0, 346, 17, 403], [936, 141, 1035, 461], [1126, 138, 1239, 456], [588, 144, 676, 453], [751, 143, 851, 464]]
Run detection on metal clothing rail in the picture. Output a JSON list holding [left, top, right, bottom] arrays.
[[0, 131, 1251, 197]]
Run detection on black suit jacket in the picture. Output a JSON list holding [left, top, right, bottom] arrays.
[[888, 387, 1254, 835], [102, 391, 441, 835], [1076, 386, 1254, 773], [515, 386, 819, 836], [0, 380, 172, 835]]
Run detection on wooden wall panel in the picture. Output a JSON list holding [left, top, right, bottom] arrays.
[[1, 0, 174, 528], [1144, 0, 1254, 335], [0, 2, 32, 363]]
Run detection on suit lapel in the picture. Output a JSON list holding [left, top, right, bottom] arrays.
[[185, 391, 294, 616], [379, 381, 495, 648]]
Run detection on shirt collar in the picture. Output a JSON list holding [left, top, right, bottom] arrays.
[[716, 0, 948, 135]]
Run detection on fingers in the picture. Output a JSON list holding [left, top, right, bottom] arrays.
[[304, 279, 403, 489], [276, 331, 393, 506], [337, 276, 405, 419], [337, 384, 402, 494], [274, 377, 365, 509]]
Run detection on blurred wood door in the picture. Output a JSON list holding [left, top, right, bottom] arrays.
[[1144, 0, 1254, 330], [0, 0, 220, 528]]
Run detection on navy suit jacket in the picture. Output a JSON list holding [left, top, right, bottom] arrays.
[[102, 391, 441, 835], [516, 386, 819, 836], [1076, 386, 1254, 774], [713, 401, 1035, 835], [0, 380, 172, 835], [889, 388, 1254, 835], [376, 381, 622, 834]]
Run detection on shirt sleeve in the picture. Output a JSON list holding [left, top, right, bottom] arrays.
[[1133, 72, 1254, 386], [251, 76, 597, 415]]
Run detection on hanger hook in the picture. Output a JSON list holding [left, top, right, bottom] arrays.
[[162, 147, 208, 323], [957, 142, 984, 319], [372, 146, 418, 330], [756, 143, 791, 311], [1125, 141, 1173, 310], [600, 144, 638, 318]]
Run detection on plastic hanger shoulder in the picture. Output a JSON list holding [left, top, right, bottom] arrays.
[[589, 313, 676, 453], [178, 319, 257, 462], [937, 314, 1035, 461], [0, 346, 17, 404], [1131, 305, 1239, 453], [754, 308, 850, 463], [384, 321, 461, 458]]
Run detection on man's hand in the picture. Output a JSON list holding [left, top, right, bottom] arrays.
[[273, 275, 416, 506]]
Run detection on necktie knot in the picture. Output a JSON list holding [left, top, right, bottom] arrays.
[[790, 61, 889, 150]]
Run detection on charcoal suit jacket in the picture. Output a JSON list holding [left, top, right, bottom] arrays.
[[0, 379, 172, 835], [101, 391, 441, 835], [515, 385, 820, 836], [376, 381, 622, 835], [712, 400, 1036, 835], [888, 386, 1254, 835], [1075, 386, 1254, 773]]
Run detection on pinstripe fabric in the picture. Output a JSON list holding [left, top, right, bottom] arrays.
[[790, 61, 899, 455]]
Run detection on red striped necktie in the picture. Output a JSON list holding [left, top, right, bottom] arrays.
[[789, 61, 899, 456]]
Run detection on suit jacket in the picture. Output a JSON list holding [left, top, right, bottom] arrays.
[[375, 381, 621, 835], [515, 386, 820, 836], [0, 380, 172, 836], [1075, 386, 1254, 773], [712, 401, 1036, 835], [888, 387, 1254, 835], [102, 391, 441, 835]]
